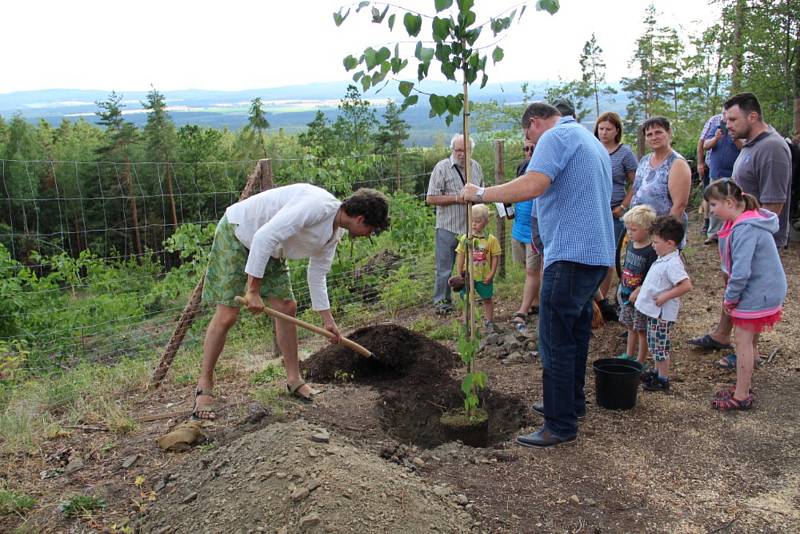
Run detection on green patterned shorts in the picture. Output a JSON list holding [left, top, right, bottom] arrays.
[[202, 216, 294, 307]]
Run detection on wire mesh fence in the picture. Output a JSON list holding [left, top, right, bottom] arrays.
[[0, 141, 527, 405]]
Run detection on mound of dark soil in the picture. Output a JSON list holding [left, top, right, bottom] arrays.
[[302, 324, 460, 383], [302, 324, 533, 449]]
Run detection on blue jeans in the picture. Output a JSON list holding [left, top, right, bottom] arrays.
[[433, 228, 459, 304], [539, 261, 608, 437], [612, 216, 625, 247]]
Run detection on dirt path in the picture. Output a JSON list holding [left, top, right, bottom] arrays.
[[4, 221, 799, 533]]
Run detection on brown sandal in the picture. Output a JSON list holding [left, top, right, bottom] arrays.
[[287, 380, 320, 402], [191, 386, 217, 420]]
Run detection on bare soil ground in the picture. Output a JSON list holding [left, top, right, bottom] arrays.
[[3, 220, 799, 533]]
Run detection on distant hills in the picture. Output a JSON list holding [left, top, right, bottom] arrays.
[[0, 81, 627, 146]]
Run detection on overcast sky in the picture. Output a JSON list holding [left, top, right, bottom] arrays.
[[2, 0, 720, 95]]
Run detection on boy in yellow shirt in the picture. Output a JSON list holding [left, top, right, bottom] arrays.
[[455, 204, 502, 329]]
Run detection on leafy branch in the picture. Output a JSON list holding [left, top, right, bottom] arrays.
[[335, 0, 560, 125]]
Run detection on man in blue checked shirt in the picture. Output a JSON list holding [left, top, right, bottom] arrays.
[[461, 100, 615, 448]]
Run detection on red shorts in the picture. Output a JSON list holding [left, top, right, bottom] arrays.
[[731, 309, 782, 333]]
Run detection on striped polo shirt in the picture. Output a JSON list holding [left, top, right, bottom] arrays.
[[426, 154, 484, 234], [527, 116, 615, 269]]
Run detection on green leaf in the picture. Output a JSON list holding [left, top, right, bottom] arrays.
[[414, 41, 434, 62], [356, 1, 370, 12], [403, 12, 422, 36], [390, 57, 407, 74], [458, 9, 476, 29], [492, 46, 504, 64], [333, 8, 350, 27], [445, 114, 454, 126], [441, 61, 456, 80], [465, 26, 481, 45], [417, 62, 430, 81], [435, 0, 453, 12], [466, 68, 477, 84], [429, 94, 447, 116], [536, 0, 560, 15], [401, 94, 418, 109], [480, 73, 488, 88], [361, 74, 371, 92], [364, 47, 378, 69], [446, 94, 462, 115], [398, 81, 414, 97], [434, 43, 451, 61], [457, 0, 475, 13], [343, 55, 358, 71], [432, 16, 451, 42], [388, 13, 396, 30], [352, 71, 364, 82], [376, 46, 391, 63]]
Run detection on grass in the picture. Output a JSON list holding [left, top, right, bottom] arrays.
[[250, 363, 286, 385], [0, 488, 36, 516], [57, 495, 105, 518]]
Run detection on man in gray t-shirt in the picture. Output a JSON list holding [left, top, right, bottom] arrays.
[[688, 92, 791, 363], [727, 96, 792, 247]]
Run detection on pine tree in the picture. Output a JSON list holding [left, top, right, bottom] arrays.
[[143, 86, 179, 229], [579, 33, 616, 118]]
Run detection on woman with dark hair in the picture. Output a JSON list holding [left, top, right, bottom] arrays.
[[629, 117, 692, 243], [594, 112, 638, 318]]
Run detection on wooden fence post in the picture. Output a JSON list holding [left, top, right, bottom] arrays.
[[148, 159, 272, 390], [494, 139, 506, 278]]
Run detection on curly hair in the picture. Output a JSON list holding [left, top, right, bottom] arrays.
[[341, 188, 390, 234], [649, 215, 684, 245], [622, 204, 657, 229]]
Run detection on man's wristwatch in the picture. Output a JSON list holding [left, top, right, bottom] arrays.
[[475, 186, 486, 202]]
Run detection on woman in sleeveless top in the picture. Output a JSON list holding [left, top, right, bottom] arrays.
[[629, 117, 692, 240]]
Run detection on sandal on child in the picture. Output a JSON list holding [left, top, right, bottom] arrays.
[[712, 393, 754, 411], [713, 385, 753, 399], [713, 353, 764, 371], [287, 380, 320, 402], [191, 386, 217, 420]]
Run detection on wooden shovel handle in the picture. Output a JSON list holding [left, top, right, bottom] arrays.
[[234, 296, 372, 358]]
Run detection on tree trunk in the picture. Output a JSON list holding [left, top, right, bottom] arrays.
[[731, 0, 746, 93], [166, 163, 178, 230], [124, 161, 143, 258]]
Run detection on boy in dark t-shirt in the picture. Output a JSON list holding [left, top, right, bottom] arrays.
[[617, 205, 658, 363]]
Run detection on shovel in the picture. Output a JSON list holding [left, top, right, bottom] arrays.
[[234, 296, 373, 358]]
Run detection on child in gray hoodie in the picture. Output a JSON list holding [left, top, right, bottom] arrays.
[[705, 179, 787, 410]]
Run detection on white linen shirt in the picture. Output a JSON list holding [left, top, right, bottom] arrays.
[[224, 184, 343, 311], [634, 250, 689, 322]]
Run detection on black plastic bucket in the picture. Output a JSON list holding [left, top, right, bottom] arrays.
[[593, 358, 642, 410]]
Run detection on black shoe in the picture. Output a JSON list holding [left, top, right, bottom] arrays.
[[531, 401, 585, 420], [640, 369, 658, 385], [642, 377, 670, 392], [598, 299, 618, 322], [516, 426, 577, 448]]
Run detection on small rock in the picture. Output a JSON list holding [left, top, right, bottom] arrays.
[[291, 487, 310, 502], [182, 492, 198, 504], [121, 454, 140, 469], [455, 494, 469, 506], [433, 485, 451, 498], [308, 447, 319, 458], [311, 430, 330, 444], [585, 497, 597, 507], [412, 457, 425, 468], [570, 494, 580, 504], [299, 512, 321, 531], [307, 479, 321, 492], [276, 472, 288, 479], [64, 457, 85, 475]]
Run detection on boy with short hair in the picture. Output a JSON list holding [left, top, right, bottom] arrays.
[[635, 216, 693, 392], [617, 205, 658, 364], [455, 204, 501, 330]]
